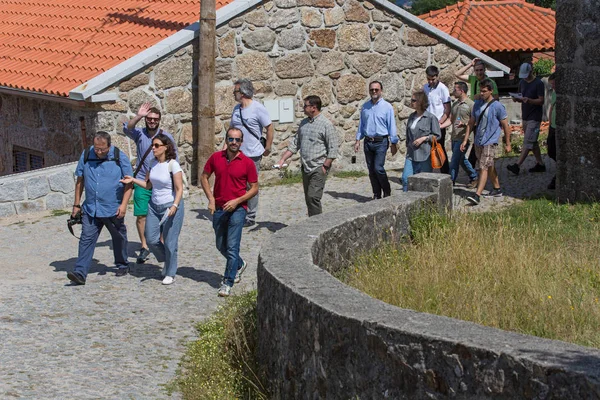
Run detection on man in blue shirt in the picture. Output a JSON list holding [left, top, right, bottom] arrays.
[[67, 132, 134, 285], [461, 79, 512, 205], [354, 81, 398, 199], [123, 103, 177, 263]]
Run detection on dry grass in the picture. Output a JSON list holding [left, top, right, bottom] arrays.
[[342, 200, 600, 348]]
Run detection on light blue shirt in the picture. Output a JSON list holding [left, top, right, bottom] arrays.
[[356, 98, 398, 144], [122, 124, 177, 180], [472, 100, 507, 146], [75, 146, 133, 218], [230, 101, 272, 158]]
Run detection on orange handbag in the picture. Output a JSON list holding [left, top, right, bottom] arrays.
[[431, 137, 446, 169]]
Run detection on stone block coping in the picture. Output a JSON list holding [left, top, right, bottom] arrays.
[[257, 173, 600, 399], [0, 162, 77, 217]]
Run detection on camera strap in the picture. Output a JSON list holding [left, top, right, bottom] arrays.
[[68, 218, 80, 239]]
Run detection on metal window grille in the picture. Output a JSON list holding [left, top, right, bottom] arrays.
[[12, 147, 44, 173]]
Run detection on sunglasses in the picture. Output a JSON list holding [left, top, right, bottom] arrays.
[[146, 117, 160, 122], [227, 137, 242, 143], [152, 143, 166, 148], [410, 98, 417, 103], [369, 88, 381, 92]]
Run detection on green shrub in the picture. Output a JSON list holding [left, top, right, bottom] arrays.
[[533, 58, 554, 77], [168, 291, 268, 399]]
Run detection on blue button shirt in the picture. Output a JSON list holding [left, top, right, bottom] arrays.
[[356, 98, 398, 144], [75, 146, 133, 218], [122, 124, 178, 180], [472, 100, 507, 146]]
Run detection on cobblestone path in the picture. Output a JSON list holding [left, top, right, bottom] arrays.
[[0, 156, 553, 399]]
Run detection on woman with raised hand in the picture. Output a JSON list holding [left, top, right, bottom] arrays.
[[121, 133, 184, 285], [402, 90, 442, 191]]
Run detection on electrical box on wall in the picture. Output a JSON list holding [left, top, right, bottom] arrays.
[[278, 98, 294, 123], [263, 99, 295, 124]]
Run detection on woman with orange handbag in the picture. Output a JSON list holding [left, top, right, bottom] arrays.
[[402, 90, 442, 191]]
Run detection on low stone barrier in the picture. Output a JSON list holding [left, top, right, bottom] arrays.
[[0, 162, 76, 217], [257, 173, 600, 399]]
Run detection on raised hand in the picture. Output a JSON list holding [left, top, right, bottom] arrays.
[[137, 102, 152, 118]]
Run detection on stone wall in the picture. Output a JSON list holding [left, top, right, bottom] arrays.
[[555, 0, 600, 202], [94, 0, 473, 179], [257, 173, 600, 398], [0, 162, 77, 217], [0, 95, 101, 177]]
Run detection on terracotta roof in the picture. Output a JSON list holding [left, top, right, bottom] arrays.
[[0, 0, 232, 97], [419, 0, 555, 53]]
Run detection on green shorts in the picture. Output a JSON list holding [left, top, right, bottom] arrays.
[[133, 184, 152, 216]]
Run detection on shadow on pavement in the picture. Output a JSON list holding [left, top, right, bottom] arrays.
[[190, 208, 213, 221], [176, 266, 223, 288], [325, 191, 372, 203], [247, 221, 288, 233]]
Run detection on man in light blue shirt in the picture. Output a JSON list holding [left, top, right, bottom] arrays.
[[67, 131, 134, 285], [354, 81, 398, 199]]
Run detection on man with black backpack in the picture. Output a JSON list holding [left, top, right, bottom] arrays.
[[229, 79, 274, 227], [123, 103, 178, 263], [67, 131, 134, 285]]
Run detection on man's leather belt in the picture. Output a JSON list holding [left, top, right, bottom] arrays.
[[364, 136, 388, 142]]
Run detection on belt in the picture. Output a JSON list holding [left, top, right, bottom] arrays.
[[364, 136, 388, 142]]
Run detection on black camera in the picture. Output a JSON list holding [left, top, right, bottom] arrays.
[[68, 211, 82, 227]]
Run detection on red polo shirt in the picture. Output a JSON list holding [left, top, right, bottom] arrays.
[[203, 150, 258, 209]]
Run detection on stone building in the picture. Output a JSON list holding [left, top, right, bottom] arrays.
[[0, 0, 508, 181]]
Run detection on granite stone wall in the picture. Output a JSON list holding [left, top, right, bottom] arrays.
[[257, 173, 600, 398], [555, 0, 600, 202], [0, 95, 100, 177], [0, 162, 77, 217], [94, 0, 475, 180]]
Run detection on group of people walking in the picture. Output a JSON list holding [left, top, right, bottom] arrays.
[[67, 61, 555, 295]]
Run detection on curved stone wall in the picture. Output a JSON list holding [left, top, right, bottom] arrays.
[[257, 173, 600, 399]]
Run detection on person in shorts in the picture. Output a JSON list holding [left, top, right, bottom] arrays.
[[461, 79, 512, 205], [123, 103, 177, 263], [507, 62, 546, 175]]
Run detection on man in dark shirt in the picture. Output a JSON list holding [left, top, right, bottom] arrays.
[[507, 63, 546, 175]]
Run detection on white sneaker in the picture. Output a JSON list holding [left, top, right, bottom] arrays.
[[218, 284, 231, 297], [162, 276, 175, 285], [234, 260, 248, 284]]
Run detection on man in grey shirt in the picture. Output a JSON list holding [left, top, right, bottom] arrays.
[[229, 79, 274, 227], [276, 96, 338, 216]]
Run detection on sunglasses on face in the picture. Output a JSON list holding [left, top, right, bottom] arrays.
[[410, 99, 417, 103], [369, 88, 381, 92], [146, 117, 160, 122], [227, 137, 242, 143], [152, 143, 166, 148]]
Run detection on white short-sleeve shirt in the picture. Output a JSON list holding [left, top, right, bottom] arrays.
[[149, 160, 182, 205], [424, 82, 451, 121]]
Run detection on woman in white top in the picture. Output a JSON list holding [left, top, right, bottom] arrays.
[[121, 134, 184, 285]]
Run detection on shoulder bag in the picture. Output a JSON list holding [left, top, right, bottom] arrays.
[[430, 136, 447, 169], [238, 107, 267, 148]]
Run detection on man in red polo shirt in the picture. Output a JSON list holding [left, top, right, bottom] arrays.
[[201, 127, 258, 297]]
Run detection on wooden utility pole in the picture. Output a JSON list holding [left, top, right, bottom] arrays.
[[196, 0, 216, 185]]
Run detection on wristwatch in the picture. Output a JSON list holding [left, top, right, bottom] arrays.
[[73, 204, 81, 208]]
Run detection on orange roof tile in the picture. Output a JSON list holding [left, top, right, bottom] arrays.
[[0, 0, 233, 97], [419, 0, 555, 53]]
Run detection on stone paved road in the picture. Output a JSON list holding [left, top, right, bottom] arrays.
[[0, 156, 553, 399]]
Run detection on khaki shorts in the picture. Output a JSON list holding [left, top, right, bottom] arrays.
[[522, 120, 541, 150], [475, 144, 498, 170]]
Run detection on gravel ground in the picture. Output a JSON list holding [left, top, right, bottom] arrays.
[[0, 155, 554, 399]]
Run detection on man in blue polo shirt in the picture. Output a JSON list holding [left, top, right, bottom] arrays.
[[354, 80, 398, 199], [67, 131, 134, 285]]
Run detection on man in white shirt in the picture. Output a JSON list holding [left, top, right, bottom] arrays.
[[229, 79, 274, 227], [423, 65, 451, 174]]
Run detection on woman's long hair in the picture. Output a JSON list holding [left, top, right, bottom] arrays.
[[154, 133, 176, 161]]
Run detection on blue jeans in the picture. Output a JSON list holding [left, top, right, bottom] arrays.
[[402, 158, 433, 191], [145, 199, 185, 278], [246, 156, 261, 223], [212, 207, 246, 287], [364, 137, 391, 198], [449, 140, 478, 183], [74, 213, 128, 278]]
